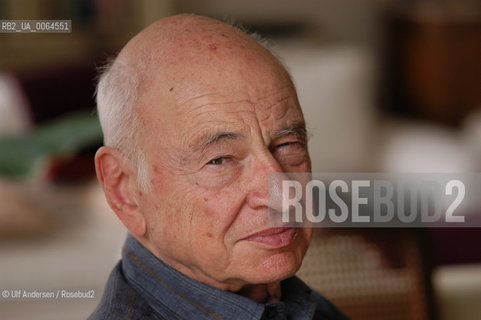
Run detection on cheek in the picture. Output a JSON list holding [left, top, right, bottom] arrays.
[[145, 183, 244, 244], [199, 190, 245, 236], [141, 180, 197, 243], [190, 164, 243, 190], [144, 164, 248, 252]]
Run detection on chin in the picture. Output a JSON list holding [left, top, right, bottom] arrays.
[[233, 229, 311, 285], [242, 250, 303, 284]]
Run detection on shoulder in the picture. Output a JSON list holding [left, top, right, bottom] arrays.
[[87, 261, 165, 320]]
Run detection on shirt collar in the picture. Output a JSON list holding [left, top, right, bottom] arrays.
[[121, 234, 317, 320]]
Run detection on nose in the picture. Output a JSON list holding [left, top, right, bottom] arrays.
[[245, 153, 287, 213]]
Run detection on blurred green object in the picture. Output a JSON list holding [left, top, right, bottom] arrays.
[[0, 112, 103, 180]]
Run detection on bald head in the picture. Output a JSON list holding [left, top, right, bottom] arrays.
[[96, 14, 293, 190], [116, 14, 276, 84]]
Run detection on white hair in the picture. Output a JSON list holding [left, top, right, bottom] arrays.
[[96, 58, 151, 192]]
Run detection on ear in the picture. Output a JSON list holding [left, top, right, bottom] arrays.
[[95, 146, 146, 237]]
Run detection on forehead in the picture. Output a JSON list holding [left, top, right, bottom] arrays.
[[142, 69, 303, 148], [135, 30, 303, 147], [203, 90, 299, 136]]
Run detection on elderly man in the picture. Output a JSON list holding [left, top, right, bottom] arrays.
[[90, 14, 347, 320]]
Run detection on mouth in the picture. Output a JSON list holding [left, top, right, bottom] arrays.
[[241, 227, 297, 248]]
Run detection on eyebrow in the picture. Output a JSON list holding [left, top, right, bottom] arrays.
[[190, 122, 308, 153], [273, 122, 308, 141], [191, 131, 244, 153]]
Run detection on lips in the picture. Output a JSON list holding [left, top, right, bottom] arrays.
[[241, 227, 296, 248]]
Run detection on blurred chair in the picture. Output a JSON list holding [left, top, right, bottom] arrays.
[[298, 228, 436, 320]]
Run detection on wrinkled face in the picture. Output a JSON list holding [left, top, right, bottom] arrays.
[[136, 44, 312, 290]]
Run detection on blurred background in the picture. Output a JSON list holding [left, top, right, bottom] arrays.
[[0, 0, 480, 319]]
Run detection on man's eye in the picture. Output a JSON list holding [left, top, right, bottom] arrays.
[[207, 157, 231, 166], [277, 141, 301, 148]]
